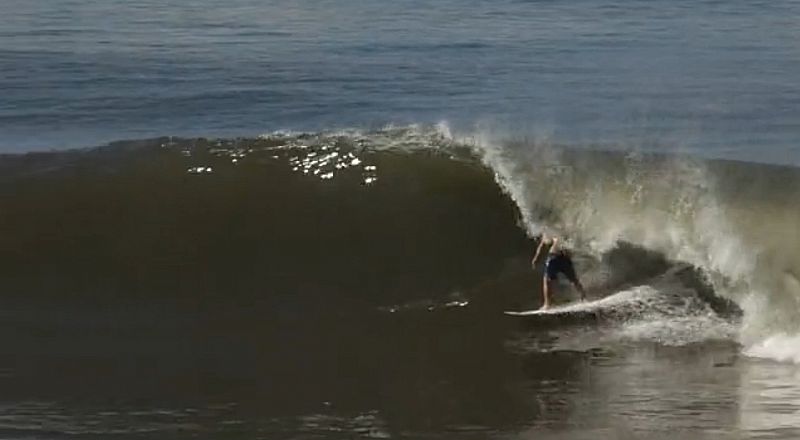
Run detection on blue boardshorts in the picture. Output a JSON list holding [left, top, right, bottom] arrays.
[[545, 253, 577, 283]]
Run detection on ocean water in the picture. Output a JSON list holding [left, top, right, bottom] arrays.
[[2, 1, 800, 439], [3, 0, 800, 162]]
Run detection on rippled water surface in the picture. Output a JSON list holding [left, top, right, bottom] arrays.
[[3, 302, 800, 439], [2, 1, 800, 438], [3, 0, 800, 164]]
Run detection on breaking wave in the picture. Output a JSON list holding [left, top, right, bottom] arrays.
[[1, 123, 797, 362], [454, 124, 800, 362]]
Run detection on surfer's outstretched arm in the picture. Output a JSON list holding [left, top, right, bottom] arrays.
[[531, 235, 547, 267]]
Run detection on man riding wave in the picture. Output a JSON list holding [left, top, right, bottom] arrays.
[[531, 234, 586, 310]]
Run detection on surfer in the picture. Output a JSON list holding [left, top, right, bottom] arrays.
[[531, 234, 586, 310]]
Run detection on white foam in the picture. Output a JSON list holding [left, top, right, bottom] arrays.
[[260, 124, 797, 356], [446, 126, 800, 357], [617, 316, 737, 346], [744, 333, 800, 364], [544, 285, 663, 315], [602, 285, 736, 346]]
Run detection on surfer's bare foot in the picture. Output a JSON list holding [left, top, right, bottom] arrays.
[[539, 304, 550, 311]]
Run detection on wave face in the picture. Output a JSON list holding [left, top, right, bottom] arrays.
[[0, 129, 528, 310], [467, 128, 800, 362], [1, 125, 796, 362]]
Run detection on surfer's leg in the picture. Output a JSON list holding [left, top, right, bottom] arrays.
[[541, 276, 554, 310], [563, 258, 586, 301], [541, 256, 560, 309], [572, 280, 586, 301]]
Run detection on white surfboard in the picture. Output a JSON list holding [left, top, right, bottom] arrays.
[[504, 298, 598, 317], [504, 306, 577, 316]]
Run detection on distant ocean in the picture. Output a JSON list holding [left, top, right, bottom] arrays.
[[3, 0, 800, 162], [2, 1, 800, 439]]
